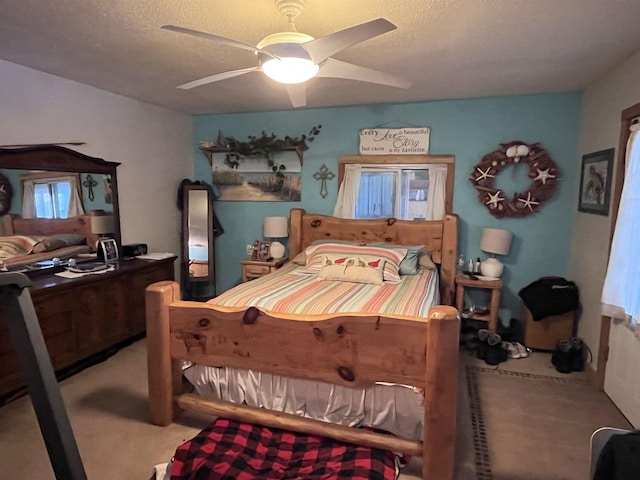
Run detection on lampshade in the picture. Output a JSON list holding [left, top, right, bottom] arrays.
[[91, 215, 115, 235], [480, 227, 513, 279], [263, 216, 289, 239], [480, 228, 513, 256]]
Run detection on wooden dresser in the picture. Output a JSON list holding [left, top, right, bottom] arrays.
[[0, 257, 175, 398]]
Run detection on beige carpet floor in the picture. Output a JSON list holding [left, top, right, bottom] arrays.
[[0, 340, 631, 479]]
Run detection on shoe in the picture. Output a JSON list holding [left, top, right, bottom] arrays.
[[501, 341, 520, 359], [552, 339, 573, 374], [501, 341, 529, 359], [476, 329, 490, 360], [485, 343, 508, 365]]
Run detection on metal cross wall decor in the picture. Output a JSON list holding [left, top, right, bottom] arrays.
[[313, 164, 335, 199], [82, 174, 97, 201]]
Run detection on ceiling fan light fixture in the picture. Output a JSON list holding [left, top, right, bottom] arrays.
[[262, 57, 319, 84]]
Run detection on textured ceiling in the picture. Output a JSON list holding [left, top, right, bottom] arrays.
[[1, 0, 640, 114]]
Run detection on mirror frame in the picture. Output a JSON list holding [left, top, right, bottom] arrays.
[[0, 145, 122, 248], [180, 183, 216, 300]]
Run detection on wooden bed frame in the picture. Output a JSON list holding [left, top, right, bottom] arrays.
[[146, 209, 460, 480]]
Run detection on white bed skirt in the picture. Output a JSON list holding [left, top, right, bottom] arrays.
[[183, 363, 424, 441]]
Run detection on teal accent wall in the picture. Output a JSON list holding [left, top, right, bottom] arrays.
[[193, 92, 582, 326]]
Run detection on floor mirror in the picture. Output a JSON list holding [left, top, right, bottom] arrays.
[[180, 183, 216, 300]]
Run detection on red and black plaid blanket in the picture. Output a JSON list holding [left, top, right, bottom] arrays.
[[169, 418, 400, 479]]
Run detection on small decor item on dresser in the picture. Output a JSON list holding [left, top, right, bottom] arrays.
[[122, 243, 148, 258], [470, 140, 560, 218], [97, 238, 118, 263]]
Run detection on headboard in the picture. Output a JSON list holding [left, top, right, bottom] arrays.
[[288, 208, 458, 306], [3, 213, 100, 251]]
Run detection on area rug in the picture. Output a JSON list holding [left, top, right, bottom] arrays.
[[465, 365, 631, 480]]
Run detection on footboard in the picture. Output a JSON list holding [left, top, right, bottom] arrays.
[[146, 280, 460, 480]]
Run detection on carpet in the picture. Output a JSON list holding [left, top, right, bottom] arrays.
[[465, 365, 632, 480]]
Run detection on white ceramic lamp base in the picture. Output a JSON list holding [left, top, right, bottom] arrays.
[[480, 257, 504, 279], [269, 241, 286, 259]]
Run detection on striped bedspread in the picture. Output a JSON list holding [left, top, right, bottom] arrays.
[[209, 262, 440, 317]]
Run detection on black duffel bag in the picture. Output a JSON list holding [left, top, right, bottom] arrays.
[[518, 277, 579, 321]]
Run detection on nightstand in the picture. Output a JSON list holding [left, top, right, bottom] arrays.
[[240, 257, 288, 282], [455, 274, 503, 333]]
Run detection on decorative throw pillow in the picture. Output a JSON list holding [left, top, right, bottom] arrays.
[[367, 242, 425, 275], [48, 233, 86, 247], [318, 254, 385, 285], [0, 235, 40, 258], [32, 236, 68, 253], [291, 251, 307, 265], [418, 251, 436, 270], [302, 244, 406, 283]]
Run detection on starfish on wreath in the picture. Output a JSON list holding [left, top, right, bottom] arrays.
[[475, 166, 495, 182], [533, 167, 556, 185], [486, 190, 505, 208], [518, 192, 540, 211]]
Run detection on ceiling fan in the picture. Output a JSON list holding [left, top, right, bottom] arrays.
[[162, 0, 411, 108]]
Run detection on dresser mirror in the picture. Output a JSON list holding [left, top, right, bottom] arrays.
[[0, 146, 121, 249]]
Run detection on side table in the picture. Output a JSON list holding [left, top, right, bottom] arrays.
[[455, 274, 503, 333], [240, 257, 288, 282]]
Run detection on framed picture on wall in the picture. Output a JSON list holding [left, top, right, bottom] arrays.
[[578, 148, 615, 216]]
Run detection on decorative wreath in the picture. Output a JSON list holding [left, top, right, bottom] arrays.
[[470, 140, 560, 218]]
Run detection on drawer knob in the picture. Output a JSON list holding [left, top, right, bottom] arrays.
[[198, 318, 210, 328]]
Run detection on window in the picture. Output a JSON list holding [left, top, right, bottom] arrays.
[[334, 155, 453, 221], [354, 168, 430, 220], [21, 172, 85, 219], [33, 179, 73, 218]]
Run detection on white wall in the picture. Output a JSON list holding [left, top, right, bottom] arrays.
[[569, 48, 640, 365], [0, 60, 192, 264]]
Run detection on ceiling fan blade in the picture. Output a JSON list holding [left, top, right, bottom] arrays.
[[317, 58, 411, 89], [161, 25, 278, 60], [177, 66, 261, 90], [285, 84, 307, 108], [302, 18, 396, 64]]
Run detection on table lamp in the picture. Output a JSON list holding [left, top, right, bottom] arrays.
[[480, 227, 513, 279], [263, 216, 288, 259], [91, 214, 115, 239]]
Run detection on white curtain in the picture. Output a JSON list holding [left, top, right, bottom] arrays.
[[22, 175, 85, 219], [21, 180, 35, 218], [425, 164, 447, 220], [333, 164, 361, 218], [601, 124, 640, 337], [64, 175, 85, 217]]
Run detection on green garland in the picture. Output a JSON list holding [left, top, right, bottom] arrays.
[[470, 140, 560, 218], [204, 126, 322, 176]]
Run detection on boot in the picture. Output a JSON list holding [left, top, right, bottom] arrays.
[[551, 339, 573, 374], [570, 337, 586, 372]]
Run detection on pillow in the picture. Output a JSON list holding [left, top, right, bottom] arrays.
[[367, 242, 425, 275], [318, 254, 385, 285], [311, 239, 365, 246], [290, 241, 365, 266], [418, 251, 436, 270], [291, 251, 307, 265], [0, 235, 40, 258], [47, 233, 86, 247], [302, 244, 406, 283], [32, 236, 68, 253]]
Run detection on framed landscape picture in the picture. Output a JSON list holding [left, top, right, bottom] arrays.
[[578, 148, 614, 215]]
